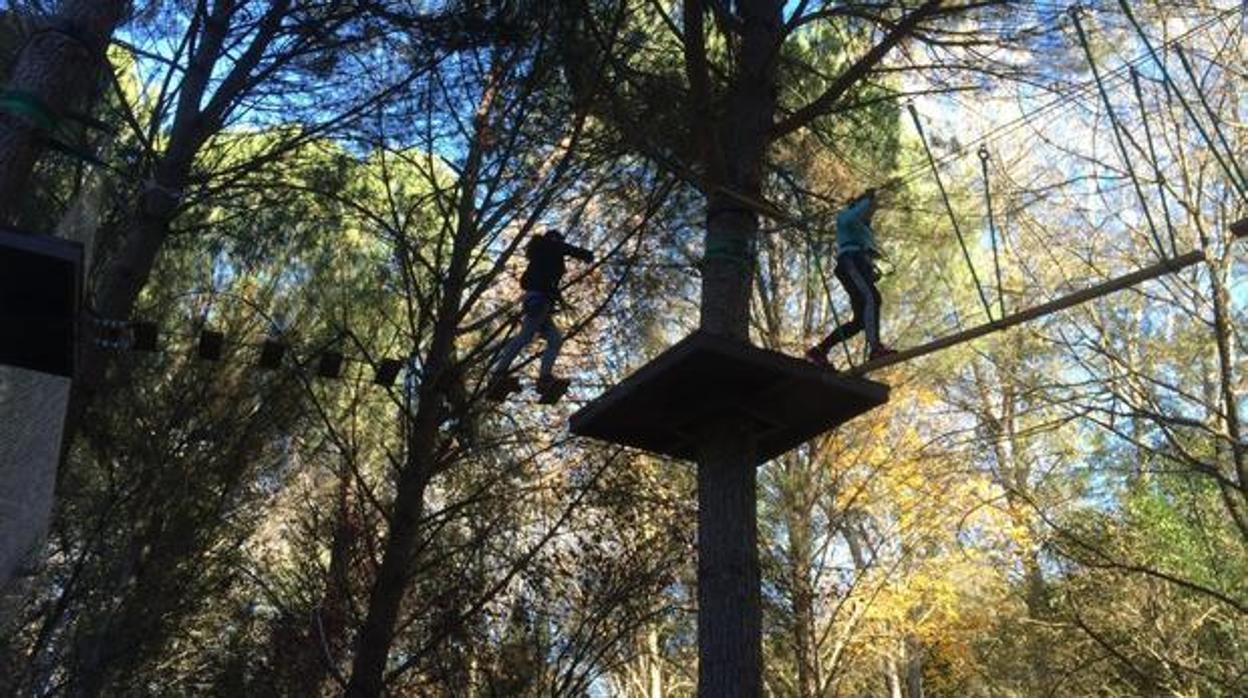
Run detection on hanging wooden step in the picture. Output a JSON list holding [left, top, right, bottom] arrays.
[[0, 227, 83, 378], [570, 331, 889, 462]]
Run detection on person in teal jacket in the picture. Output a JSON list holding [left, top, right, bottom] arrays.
[[806, 188, 896, 367]]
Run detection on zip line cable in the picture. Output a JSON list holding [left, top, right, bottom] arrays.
[[1117, 0, 1248, 202], [1174, 44, 1248, 197], [908, 102, 996, 323], [1070, 7, 1169, 259], [978, 147, 1008, 319], [1128, 66, 1180, 257]]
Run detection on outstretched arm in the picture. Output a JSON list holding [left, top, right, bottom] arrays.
[[560, 241, 594, 263]]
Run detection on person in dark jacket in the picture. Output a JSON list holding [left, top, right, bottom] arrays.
[[490, 229, 594, 398], [806, 189, 895, 367]]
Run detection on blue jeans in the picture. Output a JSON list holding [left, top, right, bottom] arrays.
[[493, 292, 562, 378]]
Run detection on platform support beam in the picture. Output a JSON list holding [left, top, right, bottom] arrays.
[[696, 419, 762, 697]]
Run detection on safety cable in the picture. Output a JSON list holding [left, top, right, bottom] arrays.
[[1174, 44, 1248, 198], [1128, 66, 1180, 257], [908, 102, 996, 323], [1117, 0, 1248, 203], [1070, 6, 1168, 259], [978, 147, 1008, 319], [885, 2, 1241, 192]]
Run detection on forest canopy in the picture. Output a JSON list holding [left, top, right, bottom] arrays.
[[0, 1, 1245, 696]]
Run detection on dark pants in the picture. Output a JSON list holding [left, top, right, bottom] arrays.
[[493, 292, 562, 378], [815, 252, 881, 353]]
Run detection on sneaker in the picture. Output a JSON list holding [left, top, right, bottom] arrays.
[[487, 374, 521, 401], [536, 375, 571, 404], [804, 347, 830, 367], [536, 374, 567, 393], [868, 345, 897, 361]]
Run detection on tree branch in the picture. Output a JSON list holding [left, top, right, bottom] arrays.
[[771, 0, 946, 140]]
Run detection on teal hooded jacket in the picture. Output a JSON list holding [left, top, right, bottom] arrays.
[[835, 197, 878, 256]]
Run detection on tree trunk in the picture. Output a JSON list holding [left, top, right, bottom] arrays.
[[344, 459, 433, 697], [0, 0, 128, 595], [65, 150, 196, 431], [690, 0, 781, 690], [904, 634, 924, 698], [0, 0, 128, 221], [696, 418, 760, 698], [345, 78, 497, 695], [645, 628, 664, 698]]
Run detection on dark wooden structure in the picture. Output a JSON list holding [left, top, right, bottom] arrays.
[[570, 331, 889, 462], [0, 227, 83, 377], [197, 330, 225, 361]]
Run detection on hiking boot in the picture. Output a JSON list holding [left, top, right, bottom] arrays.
[[536, 375, 571, 404], [487, 374, 521, 401], [805, 347, 831, 367], [536, 374, 568, 393], [868, 345, 897, 361]]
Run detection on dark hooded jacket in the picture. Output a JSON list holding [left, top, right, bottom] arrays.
[[520, 233, 593, 294]]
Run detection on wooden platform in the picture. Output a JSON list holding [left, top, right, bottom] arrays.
[[0, 227, 83, 377], [570, 332, 889, 462]]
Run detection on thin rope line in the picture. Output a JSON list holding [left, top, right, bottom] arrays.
[[908, 102, 995, 322]]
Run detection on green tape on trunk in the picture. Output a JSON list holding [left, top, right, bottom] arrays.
[[0, 90, 59, 131], [704, 235, 754, 268]]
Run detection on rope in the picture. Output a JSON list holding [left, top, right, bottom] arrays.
[[1117, 0, 1248, 203], [1070, 7, 1168, 259], [885, 3, 1241, 192], [0, 89, 111, 168], [0, 89, 58, 130], [1128, 66, 1179, 257], [907, 102, 995, 322], [800, 225, 857, 368], [1174, 44, 1248, 198], [703, 226, 755, 270], [978, 147, 1007, 318]]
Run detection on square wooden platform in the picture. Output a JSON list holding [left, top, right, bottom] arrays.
[[570, 332, 889, 462], [0, 227, 83, 378]]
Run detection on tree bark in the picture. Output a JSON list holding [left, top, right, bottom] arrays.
[[0, 0, 128, 595], [345, 77, 498, 696], [0, 0, 128, 222], [696, 419, 761, 698]]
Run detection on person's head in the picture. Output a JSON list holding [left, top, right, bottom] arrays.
[[850, 188, 878, 217], [545, 228, 565, 243]]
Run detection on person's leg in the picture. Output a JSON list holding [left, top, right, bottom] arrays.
[[839, 254, 881, 351], [812, 260, 866, 356], [866, 278, 886, 353], [537, 315, 563, 379], [493, 300, 544, 376]]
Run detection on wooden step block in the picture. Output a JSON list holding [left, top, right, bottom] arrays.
[[0, 227, 83, 377]]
